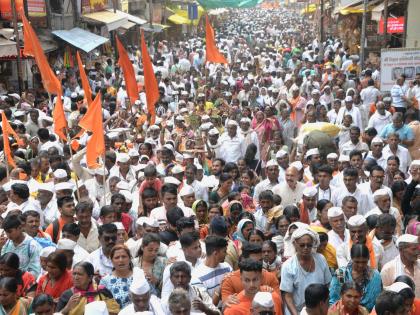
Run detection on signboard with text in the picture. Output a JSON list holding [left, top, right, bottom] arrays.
[[378, 17, 404, 34], [380, 48, 420, 92]]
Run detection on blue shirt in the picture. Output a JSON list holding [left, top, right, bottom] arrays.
[[329, 265, 382, 311], [380, 123, 414, 143]]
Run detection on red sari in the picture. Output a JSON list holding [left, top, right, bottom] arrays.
[[36, 269, 73, 299]]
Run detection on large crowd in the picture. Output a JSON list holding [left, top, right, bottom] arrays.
[[0, 5, 420, 315]]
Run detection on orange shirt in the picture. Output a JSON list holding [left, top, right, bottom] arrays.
[[221, 269, 280, 302], [45, 217, 70, 243], [224, 290, 283, 315], [36, 270, 73, 299]]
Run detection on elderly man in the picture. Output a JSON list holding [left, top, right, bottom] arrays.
[[366, 137, 387, 169], [336, 215, 383, 269], [336, 95, 363, 129], [118, 272, 165, 315], [109, 153, 136, 183], [84, 168, 108, 203], [381, 112, 415, 147], [251, 292, 276, 315], [165, 261, 220, 315], [240, 117, 260, 159], [358, 165, 393, 211], [253, 160, 280, 202], [272, 166, 306, 207], [364, 188, 402, 235], [219, 120, 246, 163], [340, 126, 369, 156], [367, 101, 392, 134], [327, 207, 350, 248], [381, 234, 420, 297]]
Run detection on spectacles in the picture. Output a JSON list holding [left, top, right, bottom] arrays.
[[298, 243, 313, 248], [103, 236, 117, 242]]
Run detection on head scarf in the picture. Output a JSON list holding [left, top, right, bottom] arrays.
[[235, 218, 254, 242], [291, 227, 320, 248], [192, 199, 208, 224]]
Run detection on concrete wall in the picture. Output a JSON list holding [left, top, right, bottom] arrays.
[[406, 0, 420, 48]]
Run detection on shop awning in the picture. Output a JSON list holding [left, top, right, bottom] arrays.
[[167, 5, 204, 26], [119, 21, 136, 30], [0, 37, 17, 57], [371, 0, 397, 21], [334, 0, 382, 15], [106, 9, 147, 25], [52, 28, 109, 53], [82, 11, 128, 31], [141, 24, 170, 33]]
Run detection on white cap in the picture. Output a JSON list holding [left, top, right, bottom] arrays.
[[327, 152, 338, 159], [40, 246, 56, 258], [290, 161, 303, 171], [143, 217, 159, 228], [396, 234, 419, 247], [311, 89, 320, 95], [327, 207, 344, 218], [128, 149, 140, 157], [371, 137, 383, 145], [37, 182, 55, 193], [240, 117, 251, 124], [55, 182, 75, 191], [136, 217, 148, 226], [117, 153, 130, 163], [227, 120, 238, 126], [149, 125, 160, 131], [345, 96, 353, 102], [179, 185, 195, 197], [208, 128, 219, 136], [116, 181, 130, 191], [411, 160, 420, 167], [57, 238, 76, 251], [53, 169, 68, 179], [276, 150, 288, 158], [95, 168, 109, 176], [385, 282, 412, 293], [373, 188, 390, 201], [266, 160, 279, 168], [114, 222, 125, 230], [338, 155, 350, 162], [171, 165, 184, 174], [120, 190, 133, 203], [139, 155, 150, 161], [164, 176, 181, 186], [175, 115, 185, 121], [347, 215, 366, 227], [85, 301, 109, 315], [305, 148, 320, 159], [130, 274, 150, 295], [303, 186, 317, 197], [252, 292, 274, 308]]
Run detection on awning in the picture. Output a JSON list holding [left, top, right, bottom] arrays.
[[119, 21, 136, 30], [168, 5, 204, 26], [334, 0, 382, 15], [52, 28, 109, 53], [141, 24, 170, 33], [106, 9, 147, 25], [0, 37, 17, 57], [82, 10, 128, 31], [371, 0, 397, 21]]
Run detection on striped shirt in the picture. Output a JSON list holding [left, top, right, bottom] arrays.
[[191, 262, 232, 297]]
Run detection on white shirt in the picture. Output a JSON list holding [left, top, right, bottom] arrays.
[[253, 178, 279, 202], [272, 182, 306, 207], [365, 151, 387, 170], [84, 178, 105, 203], [383, 144, 412, 173], [331, 186, 371, 216], [150, 205, 195, 226], [327, 229, 350, 248], [368, 111, 392, 135], [87, 247, 113, 277], [218, 132, 246, 163], [340, 140, 369, 155], [190, 262, 232, 297], [316, 184, 336, 201], [336, 105, 363, 129], [73, 244, 89, 268], [109, 165, 137, 183], [118, 295, 165, 315], [77, 220, 100, 253], [358, 182, 393, 212], [184, 179, 208, 202], [364, 206, 402, 234], [240, 129, 260, 159], [360, 86, 380, 106], [336, 237, 384, 269]]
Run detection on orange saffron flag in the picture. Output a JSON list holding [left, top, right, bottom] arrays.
[[22, 13, 61, 95], [1, 112, 17, 168], [205, 15, 228, 64], [116, 35, 138, 106], [140, 30, 159, 125], [78, 93, 105, 169], [53, 94, 67, 141], [76, 51, 92, 106]]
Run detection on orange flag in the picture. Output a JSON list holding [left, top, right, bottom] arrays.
[[140, 30, 159, 125], [1, 112, 17, 168], [53, 95, 67, 141], [116, 35, 138, 107], [78, 93, 105, 169], [76, 51, 92, 106], [205, 15, 228, 64], [22, 13, 61, 95]]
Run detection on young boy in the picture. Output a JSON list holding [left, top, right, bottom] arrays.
[[99, 205, 116, 225], [140, 188, 159, 217]]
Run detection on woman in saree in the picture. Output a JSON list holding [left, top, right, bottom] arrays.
[[0, 277, 30, 315], [287, 86, 306, 128], [57, 262, 119, 315], [192, 200, 209, 239], [251, 110, 273, 163], [328, 282, 369, 315]]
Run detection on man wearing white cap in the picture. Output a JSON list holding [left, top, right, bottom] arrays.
[[184, 164, 208, 202], [365, 137, 386, 169], [299, 186, 318, 224], [381, 234, 420, 296], [218, 120, 246, 163], [83, 168, 108, 204], [119, 273, 165, 315], [327, 207, 350, 248], [253, 160, 280, 202], [251, 292, 275, 315], [382, 132, 411, 174], [275, 149, 289, 182], [34, 182, 57, 228], [336, 95, 362, 129], [239, 117, 260, 159], [303, 148, 321, 183], [364, 188, 402, 234], [179, 185, 195, 208], [53, 169, 69, 184], [336, 215, 383, 269], [367, 101, 392, 135], [206, 128, 222, 159], [110, 153, 136, 183], [358, 165, 393, 211], [272, 166, 306, 207]]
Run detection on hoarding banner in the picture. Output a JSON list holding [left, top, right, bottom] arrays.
[[380, 48, 420, 92]]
